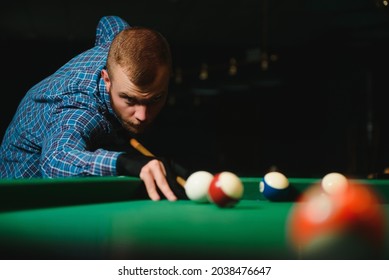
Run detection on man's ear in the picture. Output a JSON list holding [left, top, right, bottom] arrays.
[[101, 69, 111, 92]]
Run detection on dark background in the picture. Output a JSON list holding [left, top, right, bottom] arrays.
[[2, 0, 389, 178]]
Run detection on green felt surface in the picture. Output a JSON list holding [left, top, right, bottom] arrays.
[[0, 177, 388, 259]]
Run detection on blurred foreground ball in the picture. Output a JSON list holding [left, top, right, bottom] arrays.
[[287, 182, 385, 259]]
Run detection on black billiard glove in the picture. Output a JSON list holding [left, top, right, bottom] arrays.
[[156, 157, 190, 200], [116, 153, 155, 177], [116, 154, 190, 200]]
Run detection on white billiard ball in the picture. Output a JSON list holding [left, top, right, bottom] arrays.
[[321, 172, 349, 195], [184, 171, 214, 203]]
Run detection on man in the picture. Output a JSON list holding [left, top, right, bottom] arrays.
[[0, 16, 187, 201]]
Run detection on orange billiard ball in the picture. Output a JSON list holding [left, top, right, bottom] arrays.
[[287, 182, 385, 259]]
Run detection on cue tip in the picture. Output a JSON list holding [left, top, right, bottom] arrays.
[[176, 176, 186, 188]]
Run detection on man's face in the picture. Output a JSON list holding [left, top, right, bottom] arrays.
[[102, 64, 170, 134]]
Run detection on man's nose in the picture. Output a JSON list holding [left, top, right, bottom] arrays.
[[134, 104, 147, 121]]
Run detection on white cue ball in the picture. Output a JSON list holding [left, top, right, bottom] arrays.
[[321, 172, 349, 195], [184, 171, 214, 203]]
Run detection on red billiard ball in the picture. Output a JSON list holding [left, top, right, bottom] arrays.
[[208, 171, 244, 208], [287, 182, 385, 259]]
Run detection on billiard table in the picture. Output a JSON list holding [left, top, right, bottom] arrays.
[[0, 176, 388, 260]]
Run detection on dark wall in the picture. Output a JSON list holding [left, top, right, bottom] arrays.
[[139, 41, 389, 178]]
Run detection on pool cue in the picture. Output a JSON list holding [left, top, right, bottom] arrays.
[[130, 138, 186, 188]]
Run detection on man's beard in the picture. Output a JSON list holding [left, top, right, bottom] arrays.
[[120, 119, 149, 134]]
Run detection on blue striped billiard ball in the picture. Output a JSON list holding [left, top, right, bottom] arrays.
[[260, 171, 291, 202]]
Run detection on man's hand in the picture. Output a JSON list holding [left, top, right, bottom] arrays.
[[116, 153, 189, 201], [139, 159, 177, 201]]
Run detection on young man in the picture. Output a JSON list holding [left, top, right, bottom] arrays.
[[0, 16, 187, 201]]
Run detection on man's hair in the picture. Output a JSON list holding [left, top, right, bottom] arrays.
[[107, 26, 172, 86]]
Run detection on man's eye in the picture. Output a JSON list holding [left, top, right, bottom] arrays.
[[151, 95, 163, 103], [124, 97, 136, 105]]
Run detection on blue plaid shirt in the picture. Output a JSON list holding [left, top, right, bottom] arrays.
[[0, 16, 130, 178]]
